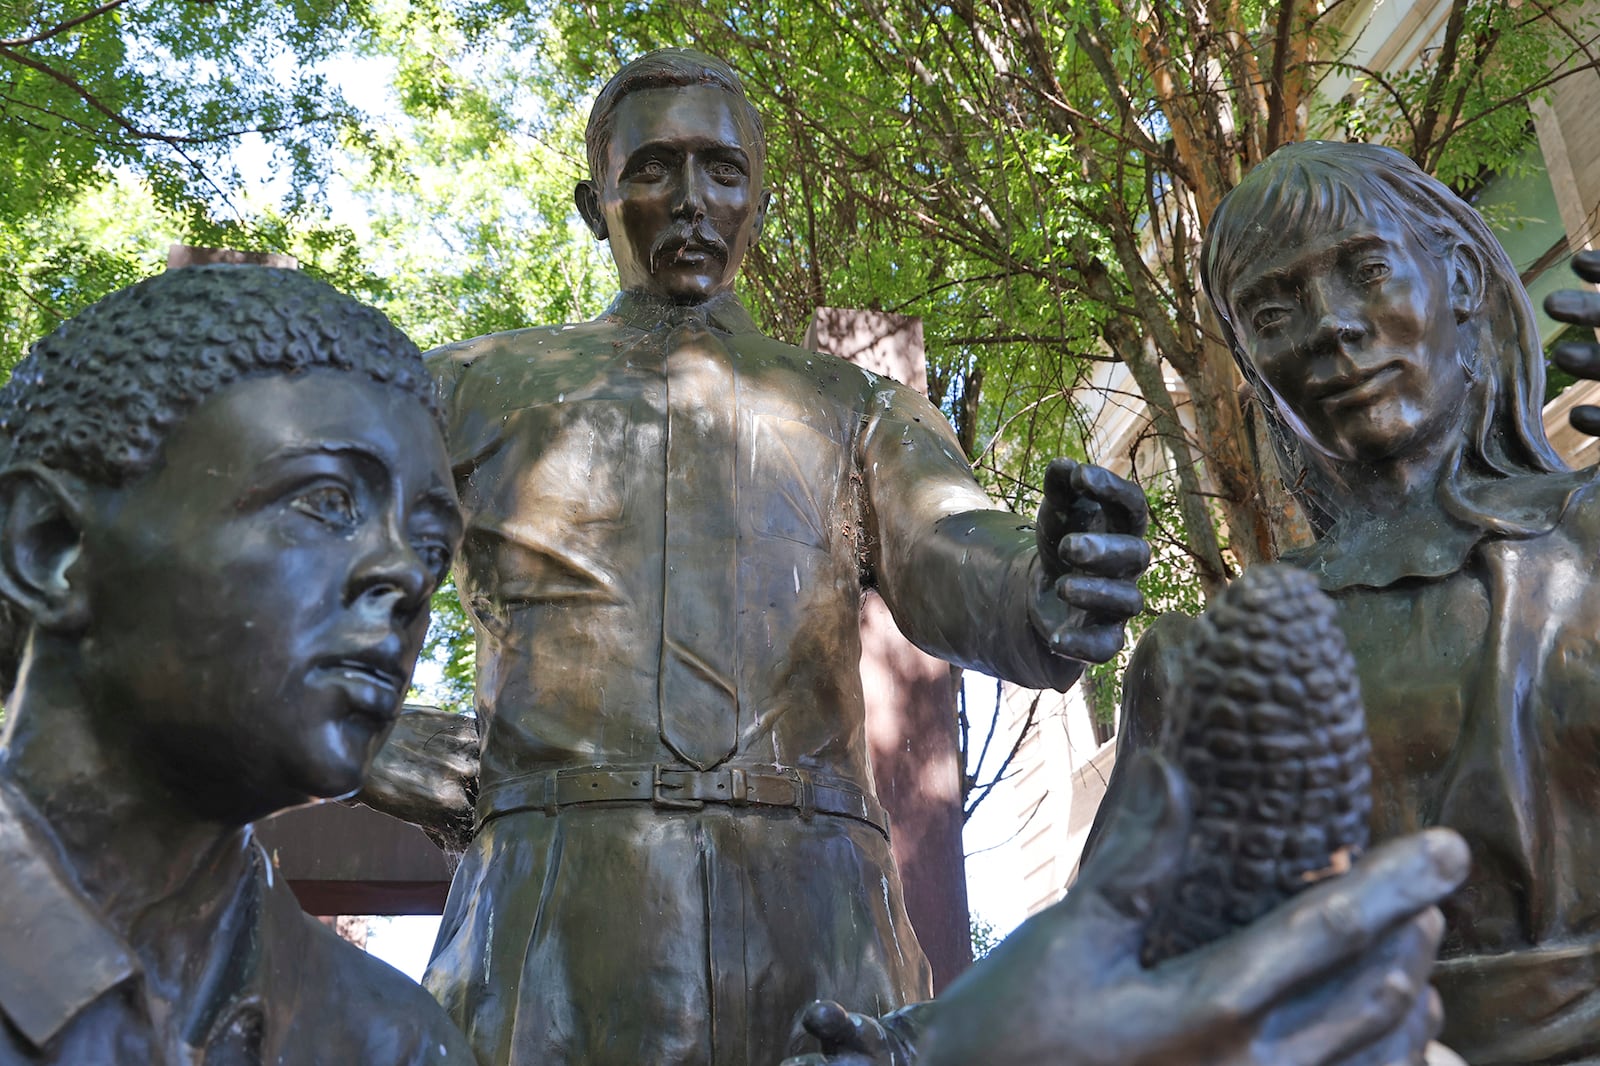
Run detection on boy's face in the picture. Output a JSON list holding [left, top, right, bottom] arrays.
[[80, 370, 461, 821]]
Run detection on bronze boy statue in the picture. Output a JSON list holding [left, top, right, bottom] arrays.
[[0, 265, 474, 1065]]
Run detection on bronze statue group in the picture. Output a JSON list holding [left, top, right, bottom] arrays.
[[1, 46, 1597, 1066]]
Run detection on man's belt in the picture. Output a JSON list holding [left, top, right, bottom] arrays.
[[476, 764, 890, 840]]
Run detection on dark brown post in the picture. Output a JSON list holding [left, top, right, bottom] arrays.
[[255, 802, 453, 916]]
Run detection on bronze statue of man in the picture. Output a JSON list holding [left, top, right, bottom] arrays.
[[370, 48, 1150, 1066], [0, 266, 474, 1064]]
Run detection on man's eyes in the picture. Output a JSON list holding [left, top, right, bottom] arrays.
[[626, 158, 746, 183]]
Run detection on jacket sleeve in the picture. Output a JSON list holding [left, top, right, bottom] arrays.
[[856, 378, 1081, 691]]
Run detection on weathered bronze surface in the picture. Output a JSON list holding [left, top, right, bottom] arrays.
[[364, 48, 1150, 1066], [0, 266, 473, 1064], [1102, 140, 1600, 1065]]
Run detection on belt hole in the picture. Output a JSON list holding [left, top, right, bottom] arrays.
[[717, 784, 725, 790], [631, 779, 639, 786], [591, 782, 599, 789]]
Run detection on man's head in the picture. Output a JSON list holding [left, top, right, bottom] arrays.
[[0, 266, 461, 823], [577, 48, 772, 303]]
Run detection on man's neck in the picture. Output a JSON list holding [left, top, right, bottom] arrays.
[[606, 288, 758, 334]]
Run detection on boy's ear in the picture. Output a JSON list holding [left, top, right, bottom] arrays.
[[0, 464, 90, 634], [751, 188, 772, 243]]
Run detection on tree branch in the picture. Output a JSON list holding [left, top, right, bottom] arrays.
[[0, 44, 332, 146], [1266, 0, 1299, 152], [964, 692, 1040, 821], [0, 0, 135, 49], [1410, 0, 1468, 162]]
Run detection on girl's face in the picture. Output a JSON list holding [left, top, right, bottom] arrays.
[[1224, 209, 1472, 467]]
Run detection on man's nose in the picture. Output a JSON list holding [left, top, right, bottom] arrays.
[[671, 163, 707, 221]]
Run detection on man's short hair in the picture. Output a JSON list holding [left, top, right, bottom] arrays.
[[0, 265, 438, 488], [585, 48, 767, 185]]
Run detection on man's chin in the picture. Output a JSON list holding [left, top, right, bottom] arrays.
[[647, 269, 731, 304]]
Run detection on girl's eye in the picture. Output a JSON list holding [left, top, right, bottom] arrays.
[[1252, 307, 1290, 334], [1356, 260, 1391, 284], [292, 485, 358, 528]]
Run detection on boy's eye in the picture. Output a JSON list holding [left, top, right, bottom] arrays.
[[413, 539, 452, 584], [1252, 307, 1290, 334], [293, 485, 358, 527]]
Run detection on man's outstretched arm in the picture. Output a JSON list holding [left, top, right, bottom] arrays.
[[859, 384, 1149, 689], [357, 705, 479, 854]]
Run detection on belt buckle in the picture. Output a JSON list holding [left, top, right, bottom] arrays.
[[726, 767, 749, 807], [652, 765, 705, 811], [789, 768, 816, 822]]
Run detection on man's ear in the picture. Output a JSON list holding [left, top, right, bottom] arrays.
[[0, 465, 90, 634], [751, 188, 772, 244], [1451, 242, 1486, 323], [575, 180, 608, 241]]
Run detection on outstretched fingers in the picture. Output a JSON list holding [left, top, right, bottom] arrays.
[[1543, 277, 1600, 441], [1057, 532, 1152, 580], [1570, 248, 1600, 285], [1544, 290, 1600, 333], [1042, 620, 1127, 663], [1056, 574, 1145, 618], [1263, 910, 1446, 1066], [1068, 462, 1150, 537], [1199, 829, 1467, 1023]]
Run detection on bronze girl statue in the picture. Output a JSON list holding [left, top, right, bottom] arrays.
[[1111, 140, 1600, 1065]]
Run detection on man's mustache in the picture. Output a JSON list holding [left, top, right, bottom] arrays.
[[650, 223, 729, 273]]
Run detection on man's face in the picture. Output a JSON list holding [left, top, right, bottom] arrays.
[[1226, 211, 1470, 466], [81, 370, 462, 822], [581, 84, 770, 303]]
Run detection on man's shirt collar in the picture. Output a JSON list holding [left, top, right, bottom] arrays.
[[602, 290, 760, 336]]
